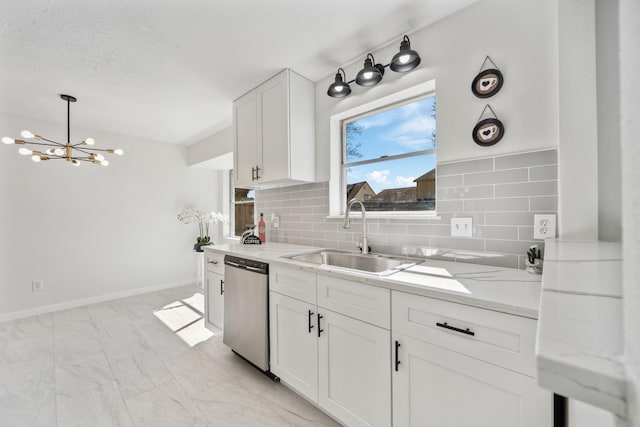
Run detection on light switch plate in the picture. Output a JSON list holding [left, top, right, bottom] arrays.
[[451, 218, 473, 238], [533, 214, 556, 239]]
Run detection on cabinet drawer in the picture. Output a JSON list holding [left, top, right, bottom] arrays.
[[205, 251, 225, 275], [392, 290, 537, 377], [317, 275, 390, 329], [270, 265, 317, 304]]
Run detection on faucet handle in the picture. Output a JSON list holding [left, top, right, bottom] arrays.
[[357, 242, 372, 254]]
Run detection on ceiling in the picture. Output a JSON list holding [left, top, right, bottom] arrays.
[[0, 0, 477, 145]]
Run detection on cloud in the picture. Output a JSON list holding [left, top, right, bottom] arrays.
[[395, 176, 416, 186], [365, 170, 390, 184]]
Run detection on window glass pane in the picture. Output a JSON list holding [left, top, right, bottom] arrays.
[[345, 154, 436, 211], [233, 187, 254, 236], [345, 96, 436, 164]]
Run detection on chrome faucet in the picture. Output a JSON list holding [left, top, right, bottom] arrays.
[[343, 198, 369, 254]]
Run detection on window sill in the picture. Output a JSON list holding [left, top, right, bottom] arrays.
[[326, 213, 441, 221]]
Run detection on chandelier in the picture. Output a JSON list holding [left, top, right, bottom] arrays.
[[2, 94, 123, 166]]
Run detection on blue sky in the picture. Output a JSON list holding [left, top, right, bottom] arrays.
[[346, 96, 436, 194]]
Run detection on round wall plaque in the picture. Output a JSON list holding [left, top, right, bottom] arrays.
[[471, 68, 504, 98], [472, 117, 504, 146]]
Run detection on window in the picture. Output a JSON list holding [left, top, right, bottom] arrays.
[[342, 94, 436, 213], [229, 171, 255, 237]]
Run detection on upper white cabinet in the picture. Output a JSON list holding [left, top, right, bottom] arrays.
[[233, 69, 315, 188]]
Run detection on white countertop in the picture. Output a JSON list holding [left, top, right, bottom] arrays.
[[535, 240, 626, 416], [205, 241, 543, 319]]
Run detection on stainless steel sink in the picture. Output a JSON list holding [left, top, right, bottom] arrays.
[[284, 249, 423, 276]]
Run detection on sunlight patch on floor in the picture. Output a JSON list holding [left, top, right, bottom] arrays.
[[152, 292, 214, 346]]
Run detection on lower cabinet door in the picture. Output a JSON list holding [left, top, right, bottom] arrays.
[[205, 271, 224, 329], [269, 292, 318, 402], [393, 333, 552, 427], [318, 309, 391, 427]]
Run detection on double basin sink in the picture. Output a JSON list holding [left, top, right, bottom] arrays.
[[283, 249, 423, 276]]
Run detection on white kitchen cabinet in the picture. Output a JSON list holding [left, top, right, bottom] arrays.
[[269, 291, 318, 402], [233, 68, 315, 188], [233, 90, 258, 186], [269, 266, 391, 427], [204, 271, 224, 330], [318, 309, 391, 427], [204, 251, 225, 331], [392, 290, 552, 427], [392, 333, 551, 427]]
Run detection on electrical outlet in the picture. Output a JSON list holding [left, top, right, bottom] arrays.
[[533, 214, 557, 240], [272, 215, 280, 228], [32, 280, 44, 292], [451, 218, 473, 238]]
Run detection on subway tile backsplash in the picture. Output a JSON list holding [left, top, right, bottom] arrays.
[[255, 149, 558, 269]]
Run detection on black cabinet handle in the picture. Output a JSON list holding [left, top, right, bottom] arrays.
[[220, 279, 224, 295], [317, 313, 324, 337], [251, 167, 256, 181], [308, 310, 314, 333], [436, 322, 475, 336], [255, 165, 261, 180], [395, 340, 401, 371], [208, 259, 218, 264]]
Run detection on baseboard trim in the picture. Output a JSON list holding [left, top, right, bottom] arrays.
[[0, 278, 197, 323]]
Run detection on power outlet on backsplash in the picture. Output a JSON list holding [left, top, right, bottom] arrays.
[[533, 214, 556, 240], [451, 218, 473, 238]]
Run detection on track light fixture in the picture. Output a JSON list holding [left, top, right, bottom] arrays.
[[327, 35, 421, 98], [390, 35, 421, 72], [356, 54, 385, 87], [327, 68, 352, 98]]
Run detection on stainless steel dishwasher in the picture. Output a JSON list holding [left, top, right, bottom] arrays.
[[223, 255, 278, 380]]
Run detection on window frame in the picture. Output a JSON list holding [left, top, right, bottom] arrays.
[[328, 79, 438, 219]]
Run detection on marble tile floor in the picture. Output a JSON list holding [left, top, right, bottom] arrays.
[[0, 284, 341, 427]]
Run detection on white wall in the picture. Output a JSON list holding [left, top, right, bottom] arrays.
[[187, 126, 233, 166], [315, 0, 559, 181], [620, 0, 640, 423], [0, 113, 219, 319]]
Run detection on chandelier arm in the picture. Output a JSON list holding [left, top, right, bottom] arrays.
[[23, 141, 67, 148], [80, 147, 113, 152], [73, 147, 95, 156], [38, 137, 66, 146]]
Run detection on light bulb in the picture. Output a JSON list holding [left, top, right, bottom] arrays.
[[32, 155, 41, 162], [101, 160, 109, 166], [95, 154, 105, 161], [114, 149, 124, 155], [85, 138, 95, 145], [21, 130, 35, 139], [72, 159, 81, 166], [46, 148, 56, 155], [54, 148, 65, 156], [18, 148, 33, 155], [363, 71, 373, 79], [398, 54, 411, 64], [2, 137, 15, 144]]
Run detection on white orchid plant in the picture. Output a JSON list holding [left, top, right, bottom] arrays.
[[177, 208, 228, 244]]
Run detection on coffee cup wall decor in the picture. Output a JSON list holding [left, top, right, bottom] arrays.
[[473, 118, 504, 146], [472, 56, 504, 98], [472, 104, 505, 146]]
